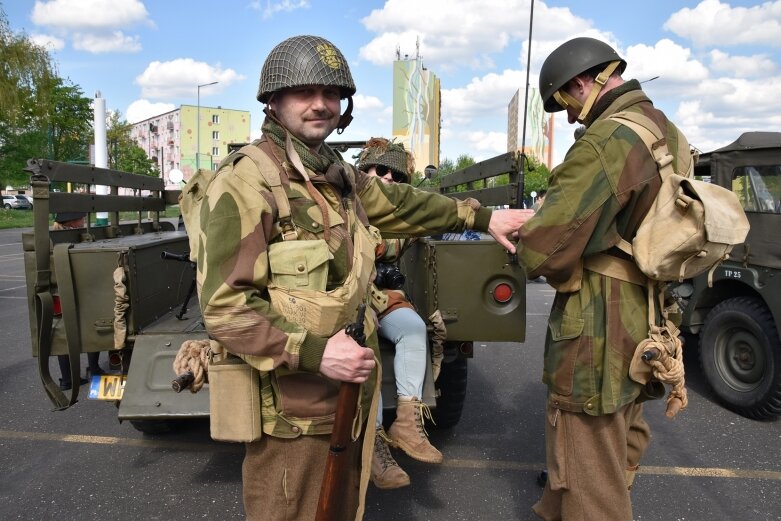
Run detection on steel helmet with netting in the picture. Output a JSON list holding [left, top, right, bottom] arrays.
[[539, 37, 626, 113], [257, 35, 356, 103], [357, 138, 415, 183]]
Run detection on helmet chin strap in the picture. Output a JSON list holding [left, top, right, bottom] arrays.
[[336, 96, 353, 134], [553, 60, 622, 123]]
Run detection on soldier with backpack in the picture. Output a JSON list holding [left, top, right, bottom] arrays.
[[189, 35, 530, 521], [517, 37, 695, 520]]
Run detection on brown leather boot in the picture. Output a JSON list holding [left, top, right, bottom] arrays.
[[388, 396, 443, 464], [371, 427, 410, 490]]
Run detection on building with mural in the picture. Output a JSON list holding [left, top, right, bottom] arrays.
[[129, 105, 250, 186], [506, 87, 554, 169], [392, 48, 441, 174]]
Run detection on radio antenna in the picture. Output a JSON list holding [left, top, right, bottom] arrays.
[[516, 0, 535, 208]]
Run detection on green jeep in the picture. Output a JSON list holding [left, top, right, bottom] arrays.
[[22, 151, 527, 433], [674, 132, 781, 420]]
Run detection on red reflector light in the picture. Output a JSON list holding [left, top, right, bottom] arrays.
[[492, 283, 513, 303], [52, 295, 62, 316]]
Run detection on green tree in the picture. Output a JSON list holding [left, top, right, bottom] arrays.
[[46, 77, 92, 163], [522, 154, 551, 200], [0, 5, 57, 190], [106, 110, 157, 175]]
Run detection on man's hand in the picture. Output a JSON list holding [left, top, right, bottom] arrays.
[[320, 329, 376, 383], [487, 208, 535, 253]]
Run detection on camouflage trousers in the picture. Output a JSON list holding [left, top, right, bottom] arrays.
[[243, 433, 362, 521], [532, 401, 651, 521]]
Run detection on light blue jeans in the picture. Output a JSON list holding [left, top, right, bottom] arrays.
[[375, 306, 428, 427]]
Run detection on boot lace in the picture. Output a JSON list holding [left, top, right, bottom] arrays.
[[375, 430, 398, 470], [413, 401, 436, 438]]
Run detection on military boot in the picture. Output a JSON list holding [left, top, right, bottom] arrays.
[[371, 427, 410, 489], [388, 396, 443, 464]]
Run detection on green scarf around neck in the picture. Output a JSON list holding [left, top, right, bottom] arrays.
[[261, 117, 341, 174]]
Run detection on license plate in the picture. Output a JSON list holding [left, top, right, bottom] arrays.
[[88, 374, 126, 400]]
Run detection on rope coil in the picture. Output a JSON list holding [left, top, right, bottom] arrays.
[[172, 339, 211, 393]]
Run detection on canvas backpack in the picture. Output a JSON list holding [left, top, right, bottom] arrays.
[[583, 112, 750, 417], [608, 111, 750, 283]]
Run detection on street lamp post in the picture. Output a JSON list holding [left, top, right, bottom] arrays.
[[196, 81, 218, 170]]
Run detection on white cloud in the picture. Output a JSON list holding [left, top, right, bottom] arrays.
[[249, 0, 310, 19], [442, 69, 527, 125], [30, 33, 65, 51], [134, 59, 245, 99], [31, 0, 150, 31], [664, 0, 781, 48], [125, 99, 177, 124], [353, 93, 385, 112], [73, 31, 142, 54], [463, 130, 507, 156], [624, 39, 709, 84], [709, 49, 776, 78], [31, 0, 150, 55], [359, 0, 592, 71], [695, 76, 781, 114]]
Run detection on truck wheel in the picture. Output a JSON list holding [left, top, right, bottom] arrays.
[[431, 356, 468, 429], [130, 419, 179, 435], [700, 297, 781, 420]]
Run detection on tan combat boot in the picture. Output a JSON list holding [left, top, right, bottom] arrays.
[[371, 427, 410, 490], [388, 396, 443, 464]]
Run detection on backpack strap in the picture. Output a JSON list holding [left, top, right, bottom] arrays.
[[583, 253, 646, 286], [609, 111, 673, 171], [607, 111, 676, 257], [235, 141, 298, 241]]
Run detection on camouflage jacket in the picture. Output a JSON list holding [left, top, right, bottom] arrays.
[[198, 137, 491, 437], [517, 81, 691, 415]]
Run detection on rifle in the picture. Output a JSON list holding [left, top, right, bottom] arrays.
[[315, 303, 367, 521]]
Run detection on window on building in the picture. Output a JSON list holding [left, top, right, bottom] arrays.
[[212, 147, 220, 156], [212, 131, 219, 140], [212, 115, 220, 124]]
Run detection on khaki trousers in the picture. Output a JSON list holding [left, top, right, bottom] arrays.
[[243, 434, 361, 521], [532, 401, 651, 521]]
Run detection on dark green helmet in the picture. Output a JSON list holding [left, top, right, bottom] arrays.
[[539, 37, 625, 113], [257, 35, 356, 103], [357, 138, 414, 183]]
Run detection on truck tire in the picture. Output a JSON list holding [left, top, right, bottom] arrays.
[[700, 296, 781, 420], [431, 357, 468, 429], [130, 419, 179, 435]]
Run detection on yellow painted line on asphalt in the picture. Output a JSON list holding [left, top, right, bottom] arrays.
[[0, 429, 238, 453], [442, 458, 781, 481], [2, 429, 780, 481]]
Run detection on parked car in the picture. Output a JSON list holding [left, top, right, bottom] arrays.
[[24, 195, 33, 208], [3, 194, 32, 209]]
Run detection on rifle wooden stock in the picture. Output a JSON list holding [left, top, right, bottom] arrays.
[[315, 303, 367, 521], [315, 381, 360, 521]]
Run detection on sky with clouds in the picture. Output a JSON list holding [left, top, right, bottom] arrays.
[[5, 0, 781, 166]]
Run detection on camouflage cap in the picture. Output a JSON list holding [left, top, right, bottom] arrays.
[[357, 138, 414, 183], [257, 35, 356, 103]]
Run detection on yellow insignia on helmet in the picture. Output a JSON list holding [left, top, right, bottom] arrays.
[[316, 43, 342, 70]]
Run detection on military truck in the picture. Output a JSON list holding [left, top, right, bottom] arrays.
[[673, 132, 781, 420], [22, 151, 527, 433]]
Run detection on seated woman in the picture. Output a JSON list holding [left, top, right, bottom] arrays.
[[358, 138, 443, 490]]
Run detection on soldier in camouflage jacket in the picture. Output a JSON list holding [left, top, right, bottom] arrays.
[[518, 38, 692, 521], [196, 35, 530, 521]]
